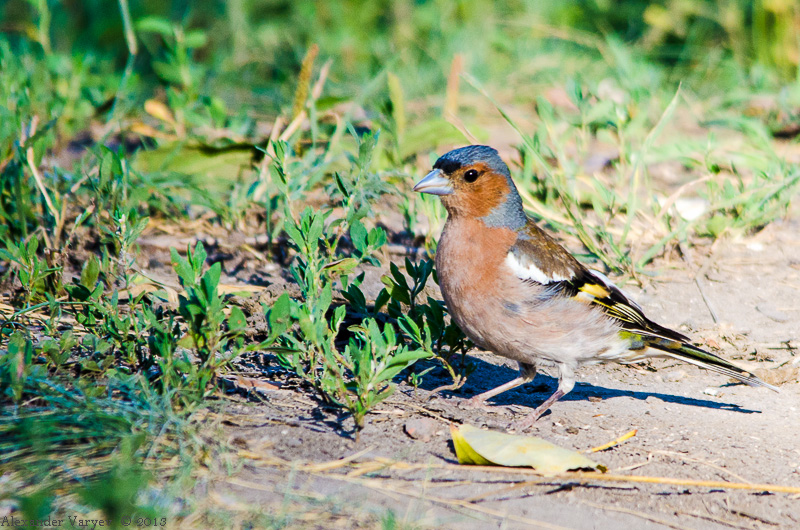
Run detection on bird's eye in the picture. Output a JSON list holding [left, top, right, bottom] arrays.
[[464, 169, 479, 182]]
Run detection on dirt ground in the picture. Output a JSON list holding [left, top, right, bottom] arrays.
[[188, 208, 800, 529]]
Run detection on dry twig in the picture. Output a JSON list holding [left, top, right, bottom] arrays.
[[586, 428, 637, 453]]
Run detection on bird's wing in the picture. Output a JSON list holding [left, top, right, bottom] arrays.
[[506, 220, 777, 391], [506, 220, 688, 343], [505, 220, 584, 285], [565, 268, 690, 343]]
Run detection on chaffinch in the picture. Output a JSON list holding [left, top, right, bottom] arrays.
[[414, 145, 777, 431]]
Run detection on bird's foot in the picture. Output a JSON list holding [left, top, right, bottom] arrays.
[[509, 408, 546, 432], [458, 395, 494, 411]]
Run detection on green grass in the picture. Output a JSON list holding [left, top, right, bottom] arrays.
[[2, 0, 800, 526]]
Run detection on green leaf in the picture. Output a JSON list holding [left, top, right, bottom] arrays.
[[322, 258, 359, 275], [90, 282, 104, 300], [350, 219, 368, 253], [201, 262, 221, 300], [389, 262, 409, 291], [184, 29, 208, 49], [342, 284, 367, 312], [65, 282, 93, 302], [317, 283, 333, 314], [0, 248, 17, 264], [334, 172, 350, 198], [152, 61, 184, 86], [27, 237, 39, 257], [705, 214, 730, 237], [308, 211, 325, 244], [378, 350, 430, 381], [269, 292, 292, 325], [136, 16, 174, 37], [80, 255, 100, 290], [284, 222, 304, 250], [390, 284, 411, 306], [397, 315, 422, 341], [367, 227, 387, 249], [386, 349, 431, 367], [170, 248, 194, 287], [192, 242, 207, 274], [366, 319, 385, 352], [374, 289, 391, 313], [228, 306, 247, 332]]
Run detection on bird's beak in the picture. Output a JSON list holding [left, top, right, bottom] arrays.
[[413, 169, 453, 196]]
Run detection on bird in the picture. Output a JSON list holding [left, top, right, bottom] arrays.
[[413, 144, 778, 431]]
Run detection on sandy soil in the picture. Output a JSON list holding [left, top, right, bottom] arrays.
[[200, 212, 800, 529]]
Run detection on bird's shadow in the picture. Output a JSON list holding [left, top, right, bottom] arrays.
[[427, 356, 762, 414]]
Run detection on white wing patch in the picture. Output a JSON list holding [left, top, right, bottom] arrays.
[[505, 252, 572, 285]]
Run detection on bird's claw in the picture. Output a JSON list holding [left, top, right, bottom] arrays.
[[509, 416, 537, 433], [509, 404, 550, 432], [459, 396, 493, 411]]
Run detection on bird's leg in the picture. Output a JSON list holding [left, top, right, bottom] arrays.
[[510, 388, 565, 431], [511, 364, 575, 431], [462, 362, 537, 409], [463, 377, 528, 408]]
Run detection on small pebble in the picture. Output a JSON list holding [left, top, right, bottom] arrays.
[[703, 387, 720, 397], [483, 420, 507, 431], [672, 198, 709, 221], [404, 418, 439, 442]]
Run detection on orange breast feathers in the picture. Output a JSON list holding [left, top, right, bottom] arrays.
[[435, 217, 518, 297]]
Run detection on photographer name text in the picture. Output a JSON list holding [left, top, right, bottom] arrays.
[[1, 516, 167, 528]]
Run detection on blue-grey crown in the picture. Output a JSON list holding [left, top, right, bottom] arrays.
[[433, 145, 511, 177]]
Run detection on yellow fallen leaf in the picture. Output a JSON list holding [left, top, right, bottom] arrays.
[[129, 121, 177, 141], [144, 99, 177, 125], [217, 284, 265, 295], [451, 424, 605, 476], [118, 282, 179, 306], [451, 424, 493, 465]]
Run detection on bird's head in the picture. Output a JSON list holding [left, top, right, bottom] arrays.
[[413, 145, 526, 229]]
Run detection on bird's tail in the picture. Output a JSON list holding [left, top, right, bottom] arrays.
[[648, 339, 779, 392]]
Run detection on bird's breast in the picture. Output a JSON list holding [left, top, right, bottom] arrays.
[[434, 218, 521, 345], [435, 218, 518, 299]]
